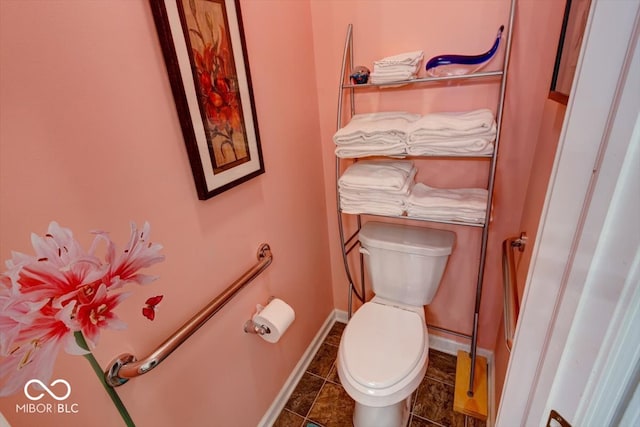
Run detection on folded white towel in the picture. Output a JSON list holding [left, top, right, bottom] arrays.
[[406, 138, 494, 156], [334, 112, 419, 144], [371, 64, 421, 75], [370, 72, 417, 84], [341, 192, 408, 206], [407, 109, 495, 136], [340, 202, 406, 217], [335, 134, 405, 146], [334, 109, 497, 157], [349, 111, 422, 122], [336, 144, 408, 158], [340, 170, 415, 197], [408, 183, 488, 210], [405, 209, 486, 223], [339, 160, 415, 191], [409, 124, 497, 144], [374, 50, 424, 66], [338, 160, 415, 190]]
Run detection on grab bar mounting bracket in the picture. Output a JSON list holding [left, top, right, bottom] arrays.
[[512, 232, 527, 252]]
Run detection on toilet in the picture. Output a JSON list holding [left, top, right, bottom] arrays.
[[337, 221, 455, 427]]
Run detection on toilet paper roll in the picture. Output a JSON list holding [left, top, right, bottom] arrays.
[[253, 298, 295, 343]]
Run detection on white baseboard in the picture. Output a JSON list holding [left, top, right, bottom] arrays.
[[259, 309, 496, 427], [334, 309, 348, 324], [257, 309, 339, 427]]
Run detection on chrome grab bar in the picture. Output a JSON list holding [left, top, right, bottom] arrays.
[[502, 233, 526, 352], [105, 243, 273, 387]]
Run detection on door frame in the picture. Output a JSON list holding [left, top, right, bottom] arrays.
[[496, 0, 640, 425]]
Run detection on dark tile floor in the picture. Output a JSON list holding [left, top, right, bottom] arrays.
[[273, 321, 487, 427]]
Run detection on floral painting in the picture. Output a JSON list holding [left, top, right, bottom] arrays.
[[181, 0, 249, 172], [150, 0, 264, 200]]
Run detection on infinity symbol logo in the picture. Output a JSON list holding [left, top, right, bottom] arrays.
[[24, 379, 71, 401]]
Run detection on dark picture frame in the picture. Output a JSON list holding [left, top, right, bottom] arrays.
[[150, 0, 264, 200], [549, 0, 591, 104]]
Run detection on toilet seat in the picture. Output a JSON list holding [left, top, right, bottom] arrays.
[[342, 302, 425, 390]]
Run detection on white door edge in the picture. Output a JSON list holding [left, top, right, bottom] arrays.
[[496, 0, 640, 425]]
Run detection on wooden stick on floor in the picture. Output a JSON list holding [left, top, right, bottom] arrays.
[[454, 350, 488, 420]]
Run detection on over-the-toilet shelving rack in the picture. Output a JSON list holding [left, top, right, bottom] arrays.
[[335, 0, 516, 399]]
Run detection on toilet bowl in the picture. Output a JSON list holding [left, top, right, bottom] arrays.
[[337, 299, 428, 427], [337, 221, 455, 427]]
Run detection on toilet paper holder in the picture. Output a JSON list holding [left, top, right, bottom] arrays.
[[243, 296, 275, 336], [244, 320, 271, 336]]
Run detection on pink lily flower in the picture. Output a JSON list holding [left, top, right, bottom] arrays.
[[0, 275, 48, 355], [0, 221, 164, 398], [11, 222, 108, 304], [0, 301, 84, 397], [75, 284, 129, 349], [95, 221, 165, 289]]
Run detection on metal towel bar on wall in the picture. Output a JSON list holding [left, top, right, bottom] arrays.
[[502, 233, 526, 352], [105, 243, 273, 387]]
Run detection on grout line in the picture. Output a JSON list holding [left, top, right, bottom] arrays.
[[302, 325, 342, 427], [304, 370, 326, 381], [411, 413, 447, 427], [303, 376, 329, 425], [423, 375, 456, 388]]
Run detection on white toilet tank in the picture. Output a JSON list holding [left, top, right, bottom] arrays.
[[359, 221, 455, 306]]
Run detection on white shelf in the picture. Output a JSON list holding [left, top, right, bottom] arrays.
[[339, 210, 486, 228], [341, 69, 504, 89]]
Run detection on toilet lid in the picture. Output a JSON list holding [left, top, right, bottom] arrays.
[[343, 302, 425, 390]]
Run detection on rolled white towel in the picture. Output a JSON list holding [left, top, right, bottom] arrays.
[[339, 160, 416, 191]]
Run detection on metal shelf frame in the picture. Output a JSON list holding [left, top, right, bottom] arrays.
[[334, 0, 516, 399]]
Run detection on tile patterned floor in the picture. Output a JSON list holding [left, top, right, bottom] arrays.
[[273, 322, 487, 427]]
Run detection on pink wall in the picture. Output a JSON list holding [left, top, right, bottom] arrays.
[[310, 0, 565, 349], [493, 98, 567, 408], [491, 0, 569, 410], [0, 1, 333, 426]]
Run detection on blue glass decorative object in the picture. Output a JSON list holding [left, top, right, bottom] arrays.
[[426, 25, 504, 77]]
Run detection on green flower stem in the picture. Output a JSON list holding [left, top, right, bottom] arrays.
[[74, 331, 136, 427]]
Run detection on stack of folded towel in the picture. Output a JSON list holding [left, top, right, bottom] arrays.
[[333, 112, 420, 158], [407, 183, 488, 224], [338, 160, 417, 216], [333, 109, 496, 157], [369, 51, 424, 84], [406, 109, 497, 156]]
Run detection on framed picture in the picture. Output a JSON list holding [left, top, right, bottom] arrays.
[[150, 0, 264, 200]]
